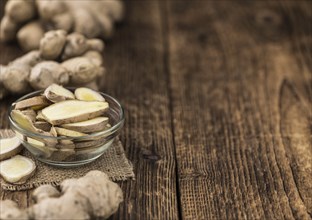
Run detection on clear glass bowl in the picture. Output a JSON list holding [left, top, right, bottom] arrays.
[[9, 89, 124, 167]]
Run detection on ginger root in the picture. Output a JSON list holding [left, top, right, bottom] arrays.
[[0, 0, 124, 50], [17, 21, 45, 52], [29, 61, 70, 90], [40, 30, 67, 60], [0, 170, 123, 219], [0, 0, 36, 42], [0, 200, 28, 220], [0, 30, 105, 99], [0, 51, 41, 95]]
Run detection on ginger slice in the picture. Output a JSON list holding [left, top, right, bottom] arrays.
[[44, 84, 75, 103], [0, 136, 23, 161], [61, 117, 108, 133], [11, 110, 57, 146], [36, 110, 45, 121], [21, 109, 36, 122], [74, 87, 105, 101], [15, 95, 50, 110], [27, 137, 55, 158], [54, 127, 86, 137], [41, 100, 109, 125], [0, 155, 36, 184], [11, 110, 40, 132]]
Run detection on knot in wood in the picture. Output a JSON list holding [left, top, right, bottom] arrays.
[[141, 148, 161, 162], [255, 9, 282, 27]]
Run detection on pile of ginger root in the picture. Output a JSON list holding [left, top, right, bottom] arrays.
[[0, 29, 106, 100], [0, 170, 123, 220], [0, 0, 124, 51]]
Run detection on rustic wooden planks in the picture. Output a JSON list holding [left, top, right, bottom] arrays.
[[104, 1, 179, 219], [0, 1, 179, 219], [166, 1, 311, 219], [0, 0, 311, 219]]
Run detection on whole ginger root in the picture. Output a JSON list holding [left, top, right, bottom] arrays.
[[0, 30, 104, 99], [0, 0, 124, 51], [0, 170, 123, 220]]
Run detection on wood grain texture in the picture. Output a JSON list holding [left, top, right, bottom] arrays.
[[1, 0, 311, 220], [166, 1, 311, 219], [0, 1, 179, 219], [104, 1, 179, 219]]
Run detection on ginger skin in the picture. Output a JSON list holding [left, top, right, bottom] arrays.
[[29, 61, 70, 90], [62, 33, 104, 60], [0, 171, 123, 220], [0, 0, 124, 49], [0, 30, 105, 99], [0, 51, 41, 94], [0, 0, 37, 42], [40, 30, 67, 60], [17, 21, 45, 51]]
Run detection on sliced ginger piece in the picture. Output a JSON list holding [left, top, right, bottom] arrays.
[[55, 127, 87, 137], [61, 117, 109, 133], [44, 84, 75, 103], [21, 109, 36, 122], [41, 100, 109, 125], [15, 96, 50, 110], [36, 110, 45, 121], [0, 155, 36, 184], [0, 136, 23, 161], [27, 137, 55, 158], [75, 87, 105, 101], [27, 137, 45, 147], [11, 110, 40, 133], [11, 110, 58, 146]]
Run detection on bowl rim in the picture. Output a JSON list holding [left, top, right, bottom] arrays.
[[9, 89, 125, 141]]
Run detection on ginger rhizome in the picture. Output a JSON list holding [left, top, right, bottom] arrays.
[[0, 30, 105, 99], [0, 170, 123, 220], [0, 0, 124, 51]]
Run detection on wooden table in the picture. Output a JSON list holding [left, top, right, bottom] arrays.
[[1, 1, 311, 219]]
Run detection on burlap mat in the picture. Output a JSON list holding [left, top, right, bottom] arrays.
[[0, 129, 135, 191]]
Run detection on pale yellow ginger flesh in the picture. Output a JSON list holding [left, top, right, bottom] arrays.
[[0, 136, 22, 161], [44, 83, 75, 103], [54, 127, 86, 137], [0, 155, 36, 184], [26, 137, 55, 159], [41, 100, 109, 125], [27, 137, 45, 147], [11, 110, 40, 132], [75, 87, 105, 101], [11, 110, 58, 146], [61, 117, 109, 133]]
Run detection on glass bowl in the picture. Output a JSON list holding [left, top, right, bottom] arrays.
[[9, 89, 124, 167]]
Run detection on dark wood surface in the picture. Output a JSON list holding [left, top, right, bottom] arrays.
[[1, 1, 311, 219]]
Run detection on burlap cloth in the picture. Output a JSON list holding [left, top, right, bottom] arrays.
[[0, 129, 134, 191]]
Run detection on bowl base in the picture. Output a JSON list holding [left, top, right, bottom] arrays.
[[36, 153, 104, 168]]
